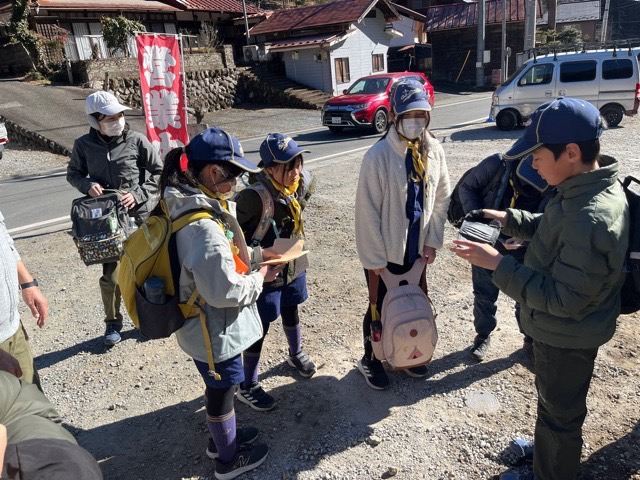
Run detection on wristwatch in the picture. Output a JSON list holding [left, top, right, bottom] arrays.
[[20, 279, 39, 289]]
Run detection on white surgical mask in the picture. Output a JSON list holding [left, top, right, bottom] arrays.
[[100, 117, 126, 137], [398, 117, 427, 140]]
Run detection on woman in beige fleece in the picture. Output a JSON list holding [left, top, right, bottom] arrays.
[[354, 78, 451, 390]]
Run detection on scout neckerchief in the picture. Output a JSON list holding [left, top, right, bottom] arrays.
[[406, 139, 427, 184], [198, 183, 249, 274], [266, 172, 304, 236]]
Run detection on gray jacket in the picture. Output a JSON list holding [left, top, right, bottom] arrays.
[[67, 128, 163, 218], [164, 185, 264, 364], [0, 210, 20, 343]]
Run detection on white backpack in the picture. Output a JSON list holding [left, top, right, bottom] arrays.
[[371, 258, 438, 369]]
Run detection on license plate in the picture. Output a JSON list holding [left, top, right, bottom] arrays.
[[331, 117, 341, 124]]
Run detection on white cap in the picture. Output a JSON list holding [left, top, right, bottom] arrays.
[[85, 91, 130, 116]]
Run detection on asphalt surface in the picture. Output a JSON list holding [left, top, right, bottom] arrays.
[[0, 80, 492, 236]]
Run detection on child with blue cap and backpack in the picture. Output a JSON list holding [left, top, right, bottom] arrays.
[[235, 133, 317, 411], [452, 97, 630, 480], [354, 78, 451, 390], [159, 127, 284, 480]]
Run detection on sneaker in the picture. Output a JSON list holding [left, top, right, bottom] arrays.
[[286, 351, 317, 378], [237, 383, 276, 411], [214, 443, 269, 480], [104, 322, 123, 347], [470, 335, 491, 362], [357, 355, 389, 390], [404, 364, 429, 378], [206, 426, 259, 459]]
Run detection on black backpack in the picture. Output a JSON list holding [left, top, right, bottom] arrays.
[[620, 176, 640, 315]]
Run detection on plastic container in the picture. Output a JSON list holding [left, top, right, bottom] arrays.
[[144, 276, 166, 305]]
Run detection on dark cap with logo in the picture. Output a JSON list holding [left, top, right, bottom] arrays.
[[186, 127, 260, 173]]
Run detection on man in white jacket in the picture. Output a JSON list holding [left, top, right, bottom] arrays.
[[355, 79, 451, 390]]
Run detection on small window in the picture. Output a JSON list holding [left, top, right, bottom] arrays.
[[518, 63, 554, 86], [372, 53, 384, 72], [602, 59, 633, 80], [335, 57, 350, 84], [560, 61, 597, 83]]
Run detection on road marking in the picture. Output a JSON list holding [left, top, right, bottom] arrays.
[[240, 125, 321, 142], [8, 215, 70, 234], [0, 170, 67, 184], [432, 96, 492, 109], [0, 101, 22, 109], [306, 145, 371, 165]]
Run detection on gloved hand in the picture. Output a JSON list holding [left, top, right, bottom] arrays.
[[464, 209, 486, 221]]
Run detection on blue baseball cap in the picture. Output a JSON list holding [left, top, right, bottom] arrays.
[[504, 97, 604, 160], [391, 79, 432, 116], [187, 127, 260, 173], [259, 133, 309, 168]]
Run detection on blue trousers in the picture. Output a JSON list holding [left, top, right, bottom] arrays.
[[471, 247, 527, 339]]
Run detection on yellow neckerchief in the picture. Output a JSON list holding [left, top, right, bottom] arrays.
[[197, 183, 230, 213], [398, 131, 427, 184], [266, 171, 304, 235]]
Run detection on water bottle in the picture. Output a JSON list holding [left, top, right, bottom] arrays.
[[144, 276, 166, 305]]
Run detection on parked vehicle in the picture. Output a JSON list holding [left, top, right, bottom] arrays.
[[0, 122, 8, 160], [321, 72, 435, 134], [491, 47, 640, 130]]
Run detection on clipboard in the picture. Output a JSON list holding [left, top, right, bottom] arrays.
[[259, 238, 309, 266]]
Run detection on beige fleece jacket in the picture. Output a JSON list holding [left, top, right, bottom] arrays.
[[355, 126, 451, 270]]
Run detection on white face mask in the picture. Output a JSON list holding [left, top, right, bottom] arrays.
[[398, 117, 428, 140], [100, 117, 125, 137]]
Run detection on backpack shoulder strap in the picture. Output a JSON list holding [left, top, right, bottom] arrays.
[[247, 181, 275, 244], [171, 210, 215, 233]]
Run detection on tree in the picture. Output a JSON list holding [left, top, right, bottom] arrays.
[[101, 16, 146, 57], [537, 26, 582, 49], [197, 22, 223, 51]]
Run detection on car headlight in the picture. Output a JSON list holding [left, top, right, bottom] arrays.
[[491, 94, 499, 107], [350, 103, 369, 110]]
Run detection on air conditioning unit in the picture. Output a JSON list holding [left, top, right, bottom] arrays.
[[243, 45, 259, 63]]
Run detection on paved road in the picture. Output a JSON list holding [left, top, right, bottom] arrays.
[[0, 90, 491, 236]]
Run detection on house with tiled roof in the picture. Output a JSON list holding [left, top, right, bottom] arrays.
[[248, 0, 426, 95]]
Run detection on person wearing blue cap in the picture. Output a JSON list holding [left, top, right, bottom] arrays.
[[451, 98, 630, 480], [159, 127, 284, 480], [457, 153, 553, 362], [354, 79, 451, 390], [67, 91, 163, 347], [234, 133, 317, 411]]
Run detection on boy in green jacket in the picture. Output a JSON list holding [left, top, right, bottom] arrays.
[[452, 97, 629, 480]]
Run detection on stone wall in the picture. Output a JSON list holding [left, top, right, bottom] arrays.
[[72, 47, 235, 88], [0, 115, 71, 156], [0, 43, 36, 76]]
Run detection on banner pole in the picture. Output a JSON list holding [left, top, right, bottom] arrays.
[[179, 33, 190, 138]]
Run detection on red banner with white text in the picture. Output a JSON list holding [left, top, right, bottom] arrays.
[[135, 33, 188, 160]]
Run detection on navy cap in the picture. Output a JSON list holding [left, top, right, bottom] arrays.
[[504, 97, 604, 160], [259, 133, 309, 168], [391, 79, 432, 116], [187, 127, 260, 173]]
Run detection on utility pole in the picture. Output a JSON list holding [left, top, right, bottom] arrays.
[[501, 0, 507, 82], [523, 0, 537, 52], [241, 0, 251, 45], [476, 0, 486, 88], [601, 0, 611, 42], [548, 0, 557, 31]]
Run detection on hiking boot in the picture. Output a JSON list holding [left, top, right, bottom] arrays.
[[357, 355, 389, 390], [237, 383, 276, 412], [103, 322, 123, 347], [404, 364, 429, 378], [470, 335, 491, 362], [214, 443, 269, 480], [206, 426, 259, 459], [286, 350, 317, 378]]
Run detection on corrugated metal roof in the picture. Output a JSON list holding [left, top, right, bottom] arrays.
[[37, 0, 180, 12], [539, 0, 600, 24], [426, 0, 542, 32], [175, 0, 263, 14], [266, 32, 342, 51], [250, 0, 397, 36]]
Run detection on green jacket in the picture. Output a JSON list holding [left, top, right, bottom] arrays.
[[493, 156, 629, 349]]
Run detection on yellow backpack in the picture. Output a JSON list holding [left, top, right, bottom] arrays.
[[118, 201, 221, 379]]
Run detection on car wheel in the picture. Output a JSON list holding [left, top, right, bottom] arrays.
[[600, 104, 624, 128], [373, 109, 388, 134], [328, 126, 343, 133], [496, 109, 519, 131]]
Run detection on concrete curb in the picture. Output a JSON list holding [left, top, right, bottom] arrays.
[[0, 114, 71, 156]]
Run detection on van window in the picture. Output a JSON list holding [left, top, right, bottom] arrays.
[[602, 59, 634, 80], [518, 64, 554, 86], [560, 61, 597, 83]]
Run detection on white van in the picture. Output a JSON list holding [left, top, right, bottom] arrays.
[[491, 47, 640, 130]]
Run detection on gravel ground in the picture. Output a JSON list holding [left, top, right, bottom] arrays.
[[11, 115, 640, 480]]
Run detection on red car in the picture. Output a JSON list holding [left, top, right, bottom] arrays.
[[322, 72, 435, 134]]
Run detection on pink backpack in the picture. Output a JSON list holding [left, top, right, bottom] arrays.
[[370, 258, 438, 369]]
